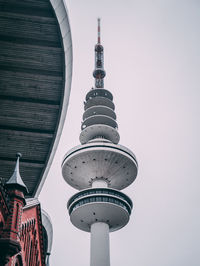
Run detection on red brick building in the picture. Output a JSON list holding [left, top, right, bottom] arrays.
[[0, 155, 50, 265], [0, 0, 72, 264]]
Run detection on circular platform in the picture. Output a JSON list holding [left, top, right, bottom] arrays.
[[84, 97, 115, 111], [86, 88, 113, 101], [83, 106, 116, 120], [68, 188, 132, 232], [81, 115, 118, 130], [79, 124, 120, 144], [62, 142, 138, 190]]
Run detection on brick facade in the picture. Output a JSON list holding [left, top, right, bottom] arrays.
[[0, 184, 45, 266]]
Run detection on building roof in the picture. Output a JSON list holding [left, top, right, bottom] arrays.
[[6, 153, 28, 194], [0, 0, 72, 197]]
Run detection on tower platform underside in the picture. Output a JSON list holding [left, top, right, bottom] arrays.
[[62, 142, 138, 190], [69, 201, 130, 232]]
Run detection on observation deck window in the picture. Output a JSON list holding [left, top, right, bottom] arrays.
[[69, 195, 131, 215], [68, 188, 132, 208]]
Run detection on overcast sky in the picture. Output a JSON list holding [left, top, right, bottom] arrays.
[[39, 1, 200, 265]]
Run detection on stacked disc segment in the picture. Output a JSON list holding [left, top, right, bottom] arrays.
[[80, 88, 120, 144]]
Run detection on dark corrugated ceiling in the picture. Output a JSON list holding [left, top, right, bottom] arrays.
[[0, 0, 66, 196]]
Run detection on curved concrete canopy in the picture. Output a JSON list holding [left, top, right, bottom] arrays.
[[0, 0, 72, 197]]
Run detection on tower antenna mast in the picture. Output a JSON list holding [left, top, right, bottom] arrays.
[[93, 18, 106, 88], [97, 17, 101, 44]]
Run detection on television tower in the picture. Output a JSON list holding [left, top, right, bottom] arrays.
[[62, 18, 138, 266]]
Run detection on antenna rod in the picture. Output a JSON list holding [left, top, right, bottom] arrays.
[[93, 18, 105, 88], [97, 18, 101, 44]]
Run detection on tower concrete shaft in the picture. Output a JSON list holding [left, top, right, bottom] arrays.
[[90, 222, 110, 266], [62, 19, 138, 266]]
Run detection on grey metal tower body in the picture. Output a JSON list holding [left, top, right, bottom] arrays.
[[62, 19, 138, 266]]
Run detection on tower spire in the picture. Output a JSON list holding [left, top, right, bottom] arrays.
[[97, 17, 101, 44], [6, 153, 28, 194], [93, 18, 106, 88]]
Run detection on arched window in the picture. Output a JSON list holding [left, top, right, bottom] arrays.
[[0, 220, 4, 229], [28, 240, 33, 266], [15, 255, 23, 266], [15, 203, 19, 229], [25, 234, 30, 264]]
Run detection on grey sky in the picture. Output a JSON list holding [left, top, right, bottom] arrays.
[[39, 1, 200, 265]]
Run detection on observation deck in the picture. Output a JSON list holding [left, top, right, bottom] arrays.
[[68, 188, 132, 232]]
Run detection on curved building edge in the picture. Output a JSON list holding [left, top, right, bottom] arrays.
[[24, 198, 54, 265], [41, 209, 53, 266], [35, 0, 73, 197]]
